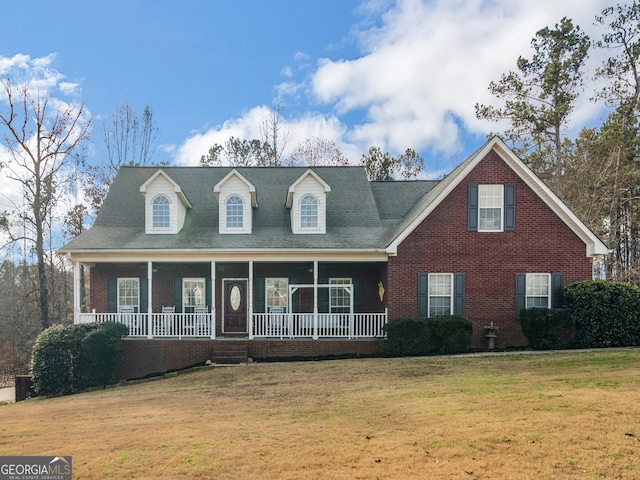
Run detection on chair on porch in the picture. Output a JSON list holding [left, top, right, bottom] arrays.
[[118, 306, 136, 333], [160, 306, 175, 335], [194, 306, 209, 336]]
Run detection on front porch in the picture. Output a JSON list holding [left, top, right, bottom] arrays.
[[78, 311, 388, 339], [74, 258, 389, 340]]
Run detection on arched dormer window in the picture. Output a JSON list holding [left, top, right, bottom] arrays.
[[226, 195, 244, 229], [152, 195, 171, 229], [300, 195, 319, 229]]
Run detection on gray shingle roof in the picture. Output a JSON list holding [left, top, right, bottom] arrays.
[[60, 165, 438, 252]]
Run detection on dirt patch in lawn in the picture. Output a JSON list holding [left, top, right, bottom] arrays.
[[1, 350, 639, 479]]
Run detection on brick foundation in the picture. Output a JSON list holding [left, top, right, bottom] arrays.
[[117, 338, 382, 380]]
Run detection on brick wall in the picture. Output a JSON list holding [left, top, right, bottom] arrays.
[[388, 150, 594, 349], [117, 339, 381, 380]]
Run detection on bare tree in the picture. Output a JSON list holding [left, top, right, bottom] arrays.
[[288, 138, 349, 166], [85, 101, 158, 214], [0, 76, 91, 330]]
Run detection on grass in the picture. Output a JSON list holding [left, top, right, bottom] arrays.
[[1, 349, 640, 479]]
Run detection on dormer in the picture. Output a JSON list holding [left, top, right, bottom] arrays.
[[213, 169, 257, 234], [139, 169, 192, 234], [286, 169, 331, 234]]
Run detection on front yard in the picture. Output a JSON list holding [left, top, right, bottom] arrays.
[[0, 350, 639, 479]]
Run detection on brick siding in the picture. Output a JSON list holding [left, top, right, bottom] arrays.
[[387, 151, 593, 349]]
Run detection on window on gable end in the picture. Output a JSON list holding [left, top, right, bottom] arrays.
[[478, 185, 503, 231], [300, 195, 319, 229], [152, 195, 171, 229], [226, 195, 244, 229]]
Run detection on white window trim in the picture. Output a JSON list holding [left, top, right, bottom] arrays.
[[183, 278, 206, 311], [330, 278, 352, 313], [427, 273, 453, 318], [266, 278, 289, 313], [225, 195, 245, 230], [220, 193, 252, 234], [299, 194, 320, 231], [151, 194, 172, 231], [117, 277, 140, 312], [478, 184, 504, 232], [525, 273, 551, 309]]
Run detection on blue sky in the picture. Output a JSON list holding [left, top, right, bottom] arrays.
[[1, 0, 614, 182]]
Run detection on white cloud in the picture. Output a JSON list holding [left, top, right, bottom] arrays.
[[174, 105, 355, 165], [309, 0, 613, 155]]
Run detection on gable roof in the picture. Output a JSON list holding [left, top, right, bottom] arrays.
[[213, 169, 258, 207], [59, 138, 607, 259], [384, 136, 609, 257], [285, 169, 332, 208], [139, 169, 192, 208]]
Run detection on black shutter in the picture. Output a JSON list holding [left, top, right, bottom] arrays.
[[290, 278, 298, 313], [140, 278, 148, 313], [353, 278, 362, 312], [107, 278, 117, 313], [319, 278, 329, 313], [551, 273, 563, 308], [515, 274, 526, 320], [504, 184, 515, 231], [418, 274, 428, 318], [173, 278, 183, 313], [454, 273, 465, 316], [206, 278, 213, 311], [468, 185, 479, 231], [255, 278, 265, 313]]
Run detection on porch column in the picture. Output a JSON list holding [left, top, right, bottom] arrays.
[[73, 260, 81, 324], [248, 261, 254, 339], [147, 262, 153, 339], [313, 260, 319, 340], [211, 261, 216, 339]]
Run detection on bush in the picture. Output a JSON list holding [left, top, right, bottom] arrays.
[[31, 322, 128, 396], [77, 322, 129, 388], [382, 316, 472, 357], [564, 280, 640, 348], [520, 308, 573, 350]]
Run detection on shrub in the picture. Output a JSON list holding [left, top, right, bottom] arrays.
[[427, 316, 473, 354], [31, 324, 97, 396], [564, 280, 640, 348], [77, 322, 129, 388], [31, 322, 128, 396], [382, 316, 472, 357], [520, 308, 573, 350]]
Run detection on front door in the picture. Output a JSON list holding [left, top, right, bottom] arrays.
[[223, 279, 247, 334]]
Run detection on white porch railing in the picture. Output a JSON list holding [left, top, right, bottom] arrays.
[[252, 310, 388, 339], [78, 309, 387, 339], [77, 312, 215, 339]]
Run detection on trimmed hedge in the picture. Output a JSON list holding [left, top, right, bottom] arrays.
[[382, 316, 472, 357], [520, 308, 573, 350], [564, 280, 640, 348], [31, 322, 128, 396]]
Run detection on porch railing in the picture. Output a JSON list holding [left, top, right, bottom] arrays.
[[77, 309, 387, 339], [252, 310, 388, 339], [77, 312, 215, 339]]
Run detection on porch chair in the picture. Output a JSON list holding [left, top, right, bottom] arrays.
[[160, 306, 175, 336], [194, 306, 209, 336], [118, 306, 136, 334]]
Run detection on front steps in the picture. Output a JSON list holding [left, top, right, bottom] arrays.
[[211, 340, 249, 364]]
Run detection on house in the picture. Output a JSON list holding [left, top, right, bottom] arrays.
[[59, 137, 608, 379]]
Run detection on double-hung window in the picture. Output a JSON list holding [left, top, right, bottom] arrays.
[[226, 195, 244, 229], [428, 274, 453, 317], [300, 195, 319, 229], [266, 278, 288, 312], [152, 195, 171, 229], [183, 278, 206, 312], [330, 278, 351, 314], [118, 278, 140, 312], [478, 185, 503, 231], [525, 274, 550, 308]]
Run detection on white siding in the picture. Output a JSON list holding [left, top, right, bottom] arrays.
[[218, 175, 252, 234], [290, 175, 327, 234]]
